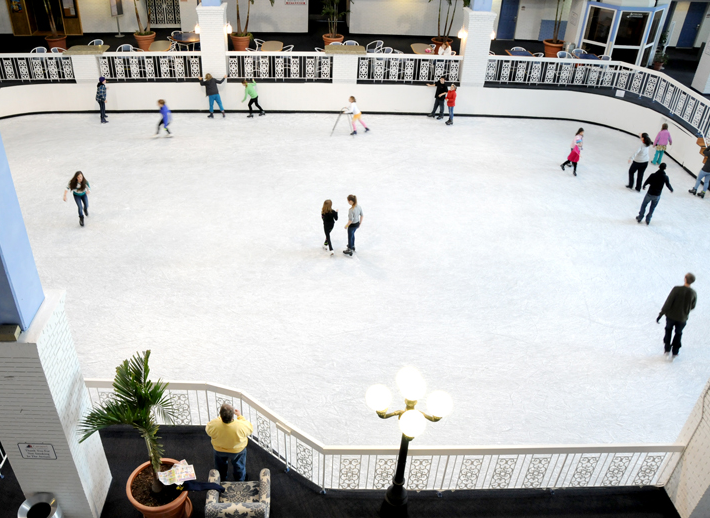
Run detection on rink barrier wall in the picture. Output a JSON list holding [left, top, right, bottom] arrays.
[[226, 52, 334, 82], [86, 379, 684, 492], [98, 52, 202, 81]]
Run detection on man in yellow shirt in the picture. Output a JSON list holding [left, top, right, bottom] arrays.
[[205, 403, 253, 481]]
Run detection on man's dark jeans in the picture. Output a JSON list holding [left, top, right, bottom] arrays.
[[347, 222, 360, 250], [431, 98, 445, 117], [98, 100, 106, 122], [214, 448, 247, 481], [664, 317, 686, 356]]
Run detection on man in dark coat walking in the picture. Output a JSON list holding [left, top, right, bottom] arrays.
[[657, 273, 697, 360]]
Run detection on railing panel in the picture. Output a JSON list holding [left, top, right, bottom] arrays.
[[0, 442, 7, 478], [98, 52, 201, 81], [84, 379, 684, 492], [357, 54, 462, 84], [226, 52, 332, 82], [0, 54, 75, 82]]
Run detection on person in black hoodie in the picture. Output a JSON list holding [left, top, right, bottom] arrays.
[[636, 163, 673, 225], [199, 73, 227, 118], [425, 77, 448, 120], [321, 199, 338, 255]]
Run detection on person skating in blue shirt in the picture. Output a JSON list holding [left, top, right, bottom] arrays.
[[153, 99, 173, 138]]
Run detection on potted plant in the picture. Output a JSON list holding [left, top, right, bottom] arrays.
[[78, 351, 188, 518], [42, 0, 66, 49], [652, 31, 669, 70], [428, 0, 470, 53], [321, 0, 351, 45], [543, 0, 566, 57], [132, 0, 155, 51], [230, 0, 275, 51]]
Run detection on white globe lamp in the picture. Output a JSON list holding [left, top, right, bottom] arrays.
[[398, 410, 426, 439], [366, 384, 392, 412], [396, 366, 426, 401], [427, 390, 453, 419]]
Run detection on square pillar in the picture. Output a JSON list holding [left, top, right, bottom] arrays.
[[333, 54, 358, 84], [0, 291, 112, 518], [70, 55, 101, 84], [692, 38, 710, 94], [197, 2, 229, 79], [458, 6, 497, 88]]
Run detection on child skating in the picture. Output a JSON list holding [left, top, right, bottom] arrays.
[[561, 128, 583, 176], [652, 123, 672, 165], [321, 200, 338, 255], [343, 194, 363, 256], [154, 99, 173, 138], [63, 171, 90, 227], [445, 84, 456, 125], [343, 96, 369, 136], [242, 79, 265, 118]]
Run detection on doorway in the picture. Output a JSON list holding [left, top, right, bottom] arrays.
[[497, 0, 519, 39], [676, 1, 706, 48]]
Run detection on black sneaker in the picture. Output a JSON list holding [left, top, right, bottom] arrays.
[[445, 120, 452, 125], [259, 111, 266, 116], [365, 128, 370, 132], [573, 171, 577, 176], [207, 114, 214, 118], [350, 131, 357, 136], [101, 120, 109, 124], [222, 111, 226, 118], [700, 191, 706, 199], [625, 185, 633, 189], [79, 217, 84, 227], [689, 188, 697, 195], [646, 219, 650, 225], [247, 114, 254, 118], [636, 216, 642, 223], [84, 209, 89, 217], [436, 116, 444, 120], [343, 249, 353, 256], [427, 113, 435, 118], [560, 163, 566, 171]]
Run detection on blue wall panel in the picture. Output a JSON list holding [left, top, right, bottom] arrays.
[[0, 134, 44, 330], [539, 20, 568, 42]]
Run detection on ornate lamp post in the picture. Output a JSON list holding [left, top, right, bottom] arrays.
[[366, 367, 453, 518]]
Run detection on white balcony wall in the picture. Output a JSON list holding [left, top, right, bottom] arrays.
[[515, 0, 573, 41], [349, 0, 465, 37], [222, 0, 308, 34]]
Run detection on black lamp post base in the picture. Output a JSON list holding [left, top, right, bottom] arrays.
[[380, 499, 408, 518]]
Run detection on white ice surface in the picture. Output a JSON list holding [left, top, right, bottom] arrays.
[[4, 112, 710, 447]]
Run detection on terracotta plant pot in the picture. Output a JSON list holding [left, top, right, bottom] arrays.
[[230, 34, 252, 51], [322, 34, 344, 45], [134, 32, 157, 52], [543, 39, 564, 58], [653, 62, 663, 71], [45, 35, 67, 50], [431, 37, 453, 54], [126, 458, 192, 518]]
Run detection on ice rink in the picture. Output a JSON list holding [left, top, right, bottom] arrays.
[[4, 111, 709, 447]]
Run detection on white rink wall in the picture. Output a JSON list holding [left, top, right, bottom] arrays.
[[0, 81, 704, 173]]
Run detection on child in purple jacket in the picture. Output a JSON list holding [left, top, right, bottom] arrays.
[[652, 123, 672, 164]]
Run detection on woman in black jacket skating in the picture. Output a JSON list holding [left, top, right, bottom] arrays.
[[199, 73, 227, 118], [321, 200, 338, 255]]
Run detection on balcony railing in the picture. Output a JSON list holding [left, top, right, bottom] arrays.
[[485, 55, 710, 137], [0, 54, 74, 82], [85, 379, 683, 493], [226, 52, 333, 82], [0, 442, 7, 478], [357, 54, 462, 84], [97, 52, 202, 81]]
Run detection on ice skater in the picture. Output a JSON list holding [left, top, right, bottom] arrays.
[[561, 128, 583, 176], [636, 163, 673, 225], [96, 77, 108, 124], [344, 96, 369, 136], [343, 194, 363, 256], [651, 123, 672, 165], [426, 76, 448, 119], [445, 84, 456, 126], [626, 133, 653, 191], [657, 273, 697, 360], [242, 79, 265, 118], [199, 73, 227, 118], [154, 99, 172, 138], [321, 200, 338, 255], [689, 146, 710, 198], [63, 171, 90, 227]]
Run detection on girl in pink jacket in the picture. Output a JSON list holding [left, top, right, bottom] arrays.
[[652, 123, 672, 165]]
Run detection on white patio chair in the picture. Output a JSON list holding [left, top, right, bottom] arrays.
[[383, 47, 393, 54], [253, 38, 265, 50], [328, 42, 342, 45], [511, 46, 526, 52], [88, 39, 104, 46], [393, 49, 403, 54], [30, 47, 47, 53], [50, 47, 66, 53], [366, 40, 383, 53], [117, 44, 135, 52], [533, 52, 544, 57], [282, 45, 294, 52], [489, 50, 496, 55], [245, 47, 255, 52], [344, 40, 359, 46], [557, 51, 572, 59], [600, 55, 611, 61], [171, 30, 181, 37], [572, 48, 587, 58], [315, 47, 324, 52]]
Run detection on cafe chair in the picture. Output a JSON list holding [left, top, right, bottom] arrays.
[[88, 39, 104, 46], [572, 48, 587, 57], [314, 47, 324, 52], [328, 42, 342, 45], [533, 52, 544, 57], [117, 44, 135, 52], [382, 47, 393, 54], [253, 38, 265, 50], [557, 51, 573, 59], [366, 40, 383, 53], [50, 47, 66, 53], [282, 45, 294, 52], [511, 46, 526, 52], [344, 40, 359, 46], [30, 47, 47, 53], [600, 55, 611, 61], [489, 50, 496, 55], [245, 47, 255, 51], [393, 49, 403, 54], [171, 30, 181, 37]]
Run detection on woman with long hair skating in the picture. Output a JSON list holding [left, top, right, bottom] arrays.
[[561, 128, 584, 176], [321, 199, 338, 255], [627, 133, 653, 191], [63, 171, 90, 227]]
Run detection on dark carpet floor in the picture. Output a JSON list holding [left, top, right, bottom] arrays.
[[0, 427, 682, 518]]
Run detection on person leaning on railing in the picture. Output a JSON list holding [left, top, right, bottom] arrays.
[[199, 73, 227, 119], [206, 403, 253, 482]]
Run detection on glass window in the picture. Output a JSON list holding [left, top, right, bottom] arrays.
[[641, 46, 653, 66], [583, 7, 615, 43], [647, 11, 664, 43], [611, 47, 639, 64], [615, 12, 650, 47], [581, 42, 607, 56]]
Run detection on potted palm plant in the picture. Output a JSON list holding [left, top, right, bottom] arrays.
[[428, 0, 470, 53], [543, 0, 567, 57], [321, 0, 351, 45], [132, 0, 155, 51], [42, 0, 66, 49], [78, 351, 189, 518], [230, 0, 275, 51], [652, 31, 669, 70]]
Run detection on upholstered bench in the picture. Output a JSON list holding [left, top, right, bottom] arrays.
[[205, 468, 271, 518]]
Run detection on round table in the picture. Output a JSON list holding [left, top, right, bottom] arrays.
[[260, 41, 283, 52], [149, 40, 171, 52], [411, 43, 433, 55], [171, 32, 200, 44]]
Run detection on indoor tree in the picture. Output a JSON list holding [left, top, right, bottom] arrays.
[[428, 0, 470, 45], [233, 0, 275, 38], [321, 0, 352, 39], [132, 0, 152, 36], [79, 350, 175, 493], [550, 0, 567, 44]]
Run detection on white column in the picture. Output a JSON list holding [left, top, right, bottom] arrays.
[[0, 291, 111, 518], [692, 39, 710, 94], [197, 2, 229, 79], [458, 6, 497, 88], [332, 54, 358, 84], [70, 55, 101, 83]]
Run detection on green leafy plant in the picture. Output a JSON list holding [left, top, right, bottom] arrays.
[[133, 0, 152, 36], [654, 31, 669, 64], [428, 0, 471, 42], [321, 0, 352, 38], [79, 351, 175, 493], [233, 0, 275, 38], [550, 0, 567, 44]]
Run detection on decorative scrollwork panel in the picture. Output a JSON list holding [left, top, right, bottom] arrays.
[[407, 458, 432, 491], [570, 455, 599, 487], [633, 455, 665, 485], [601, 455, 632, 486], [490, 457, 517, 489], [374, 458, 396, 489], [338, 457, 361, 489], [456, 457, 483, 489], [296, 441, 314, 480], [523, 456, 551, 488]]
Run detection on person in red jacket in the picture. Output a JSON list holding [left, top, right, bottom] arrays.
[[445, 84, 456, 126]]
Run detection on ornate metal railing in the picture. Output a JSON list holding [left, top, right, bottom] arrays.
[[485, 56, 710, 137], [0, 54, 74, 82], [357, 54, 462, 84], [98, 52, 201, 81], [85, 379, 683, 492], [0, 442, 7, 478], [226, 52, 332, 82]]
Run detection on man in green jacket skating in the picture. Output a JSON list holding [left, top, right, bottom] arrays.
[[241, 79, 265, 118]]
